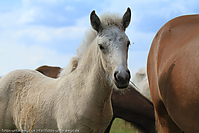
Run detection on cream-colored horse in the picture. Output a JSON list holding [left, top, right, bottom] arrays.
[[0, 8, 131, 133]]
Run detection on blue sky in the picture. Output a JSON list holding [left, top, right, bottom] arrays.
[[0, 0, 199, 76]]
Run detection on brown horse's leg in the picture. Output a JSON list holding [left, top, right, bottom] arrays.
[[154, 99, 183, 133]]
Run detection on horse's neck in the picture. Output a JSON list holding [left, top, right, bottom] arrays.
[[56, 40, 113, 130], [76, 40, 113, 106]]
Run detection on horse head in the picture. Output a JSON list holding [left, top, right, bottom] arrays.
[[90, 8, 131, 89]]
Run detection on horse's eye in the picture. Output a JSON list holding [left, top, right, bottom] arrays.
[[127, 41, 130, 47], [98, 44, 104, 50]]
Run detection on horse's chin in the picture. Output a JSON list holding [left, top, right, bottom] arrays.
[[114, 82, 128, 89]]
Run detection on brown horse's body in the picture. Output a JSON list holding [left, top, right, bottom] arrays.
[[147, 15, 199, 132], [104, 87, 156, 133], [36, 65, 156, 133], [36, 65, 62, 78]]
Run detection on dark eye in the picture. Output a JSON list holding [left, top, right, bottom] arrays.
[[127, 41, 130, 47], [98, 44, 104, 50]]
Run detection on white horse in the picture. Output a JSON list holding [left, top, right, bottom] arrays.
[[0, 8, 131, 133], [132, 67, 151, 100]]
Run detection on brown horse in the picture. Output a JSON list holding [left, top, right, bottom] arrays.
[[36, 65, 157, 133], [147, 15, 199, 132], [36, 65, 62, 78], [104, 87, 156, 133]]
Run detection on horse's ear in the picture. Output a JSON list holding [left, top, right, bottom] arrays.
[[122, 7, 131, 29], [90, 10, 101, 32]]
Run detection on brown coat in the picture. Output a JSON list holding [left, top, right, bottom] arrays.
[[147, 14, 199, 133]]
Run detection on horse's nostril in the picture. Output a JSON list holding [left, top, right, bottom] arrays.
[[126, 69, 131, 81], [114, 71, 119, 82]]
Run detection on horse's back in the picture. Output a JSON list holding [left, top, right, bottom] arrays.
[[0, 69, 57, 131], [0, 69, 51, 94], [148, 14, 199, 132]]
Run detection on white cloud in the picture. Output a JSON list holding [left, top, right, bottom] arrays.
[[18, 9, 36, 24], [65, 6, 75, 11], [0, 25, 87, 76], [0, 42, 74, 76], [53, 26, 87, 40], [0, 23, 89, 75], [0, 24, 87, 45]]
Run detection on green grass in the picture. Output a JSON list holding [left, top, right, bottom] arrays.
[[110, 118, 138, 133]]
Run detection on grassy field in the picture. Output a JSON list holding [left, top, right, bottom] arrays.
[[109, 118, 140, 133]]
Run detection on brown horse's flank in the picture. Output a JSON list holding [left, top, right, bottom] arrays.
[[148, 14, 199, 133]]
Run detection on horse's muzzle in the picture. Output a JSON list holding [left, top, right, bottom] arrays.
[[114, 69, 131, 89]]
